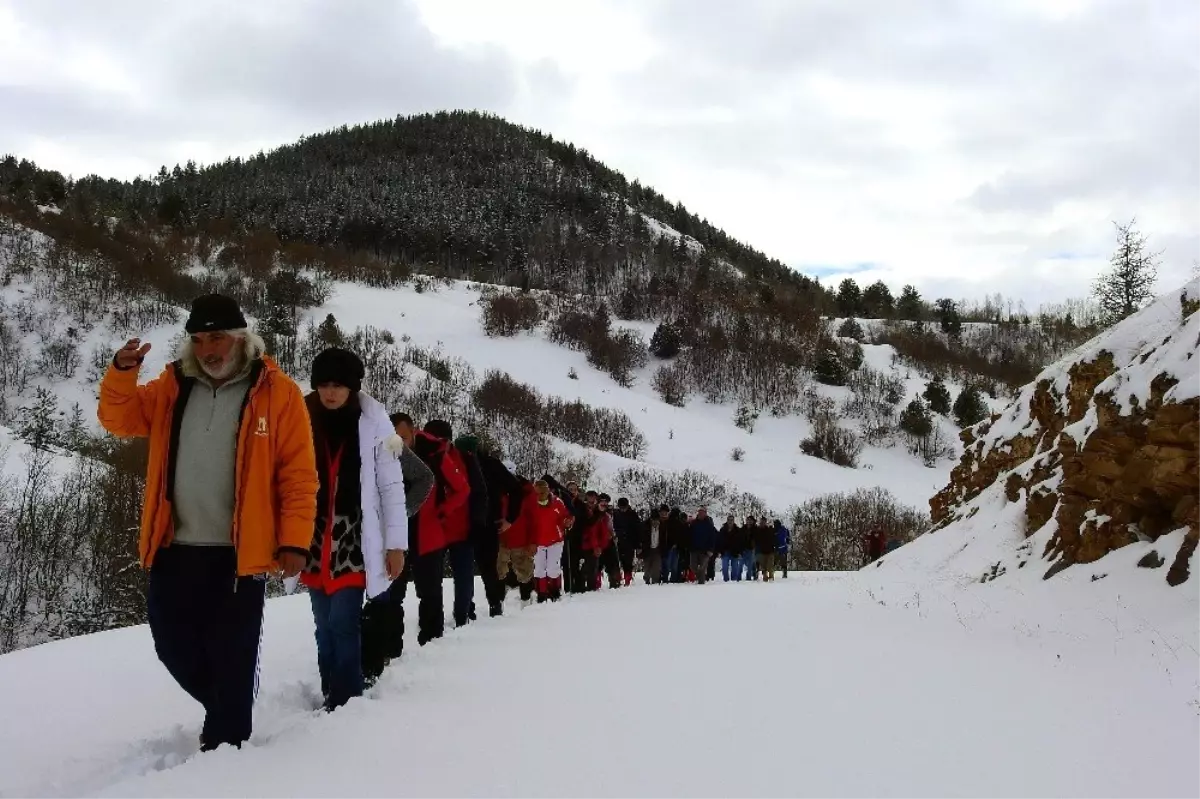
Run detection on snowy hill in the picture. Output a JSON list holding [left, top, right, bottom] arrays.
[[920, 278, 1199, 587]]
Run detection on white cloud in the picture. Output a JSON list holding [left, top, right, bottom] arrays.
[[1, 0, 1196, 305]]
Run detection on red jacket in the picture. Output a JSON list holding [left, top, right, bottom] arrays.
[[412, 432, 471, 555], [581, 509, 613, 552], [439, 445, 471, 545], [528, 496, 571, 548], [500, 483, 536, 549], [864, 528, 887, 558]]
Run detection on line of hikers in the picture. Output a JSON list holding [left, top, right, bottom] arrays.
[[97, 293, 894, 754]]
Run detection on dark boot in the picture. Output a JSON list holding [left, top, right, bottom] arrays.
[[489, 603, 503, 618], [518, 581, 534, 603], [549, 576, 562, 602]]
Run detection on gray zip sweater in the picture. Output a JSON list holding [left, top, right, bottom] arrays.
[[171, 367, 253, 546]]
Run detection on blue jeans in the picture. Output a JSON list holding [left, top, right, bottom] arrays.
[[721, 554, 733, 581], [310, 586, 365, 710], [449, 540, 475, 626], [666, 548, 681, 582]]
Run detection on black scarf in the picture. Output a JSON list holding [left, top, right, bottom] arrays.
[[306, 392, 362, 519]]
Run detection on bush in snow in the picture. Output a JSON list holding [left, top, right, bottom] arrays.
[[787, 487, 928, 571], [473, 370, 543, 428], [812, 343, 847, 387], [614, 466, 769, 519], [471, 369, 647, 460], [649, 321, 683, 358], [652, 363, 688, 407], [731, 446, 745, 462], [733, 403, 759, 433], [587, 328, 647, 388], [481, 293, 541, 337], [800, 409, 864, 468], [837, 318, 864, 341], [953, 385, 988, 428], [910, 423, 954, 468], [923, 374, 952, 415], [842, 341, 865, 371]]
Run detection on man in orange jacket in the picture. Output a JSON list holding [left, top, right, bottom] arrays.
[[98, 294, 318, 752]]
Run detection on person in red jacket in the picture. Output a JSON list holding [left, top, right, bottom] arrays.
[[498, 475, 537, 605], [421, 420, 476, 629], [383, 415, 469, 645], [529, 480, 572, 602], [863, 527, 888, 566], [579, 491, 613, 592]]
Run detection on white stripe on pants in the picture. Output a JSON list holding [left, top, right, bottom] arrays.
[[534, 542, 564, 579]]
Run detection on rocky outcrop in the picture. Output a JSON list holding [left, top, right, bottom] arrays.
[[930, 282, 1199, 585]]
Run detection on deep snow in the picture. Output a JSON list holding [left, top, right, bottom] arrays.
[[1, 548, 1196, 798]]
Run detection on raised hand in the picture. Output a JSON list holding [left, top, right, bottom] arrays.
[[115, 338, 152, 370]]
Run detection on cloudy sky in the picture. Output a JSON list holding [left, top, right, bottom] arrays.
[[1, 0, 1196, 305]]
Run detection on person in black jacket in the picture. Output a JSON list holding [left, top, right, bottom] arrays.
[[641, 505, 669, 584], [718, 515, 737, 582], [612, 498, 641, 586], [744, 515, 759, 580], [455, 435, 523, 618], [754, 518, 777, 581]]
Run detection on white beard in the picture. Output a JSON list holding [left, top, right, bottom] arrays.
[[200, 353, 244, 381]]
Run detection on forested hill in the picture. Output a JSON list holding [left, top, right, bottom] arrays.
[[0, 110, 812, 299]]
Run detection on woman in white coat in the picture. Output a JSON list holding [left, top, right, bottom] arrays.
[[300, 347, 407, 711]]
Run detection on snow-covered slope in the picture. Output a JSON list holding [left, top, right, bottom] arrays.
[[307, 280, 967, 512], [0, 569, 1195, 798], [917, 279, 1198, 588]]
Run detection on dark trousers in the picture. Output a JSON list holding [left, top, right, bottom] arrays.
[[600, 542, 621, 587], [147, 545, 265, 751], [448, 540, 475, 626], [473, 530, 506, 612], [385, 547, 446, 647], [562, 537, 583, 593], [309, 586, 364, 710], [579, 552, 598, 592], [618, 540, 636, 578]]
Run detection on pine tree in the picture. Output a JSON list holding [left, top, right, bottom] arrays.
[[897, 285, 923, 321], [1093, 219, 1160, 325], [953, 385, 987, 428], [936, 298, 962, 338], [813, 344, 847, 386], [734, 403, 759, 433], [649, 322, 682, 358], [836, 278, 863, 317], [63, 402, 87, 451], [316, 313, 345, 348], [898, 398, 933, 438], [16, 387, 62, 450], [837, 318, 864, 341], [862, 280, 895, 318], [923, 375, 951, 415]]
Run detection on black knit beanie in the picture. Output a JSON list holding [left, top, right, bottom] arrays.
[[424, 419, 453, 440], [311, 347, 365, 392], [185, 294, 247, 334]]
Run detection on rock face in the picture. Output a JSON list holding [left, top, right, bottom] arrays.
[[930, 282, 1200, 585]]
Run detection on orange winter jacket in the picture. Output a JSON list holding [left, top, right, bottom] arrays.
[[98, 356, 319, 576]]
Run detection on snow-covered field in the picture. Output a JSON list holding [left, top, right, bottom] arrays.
[[2, 521, 1196, 798]]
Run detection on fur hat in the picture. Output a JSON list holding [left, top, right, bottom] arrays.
[[311, 347, 365, 392]]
